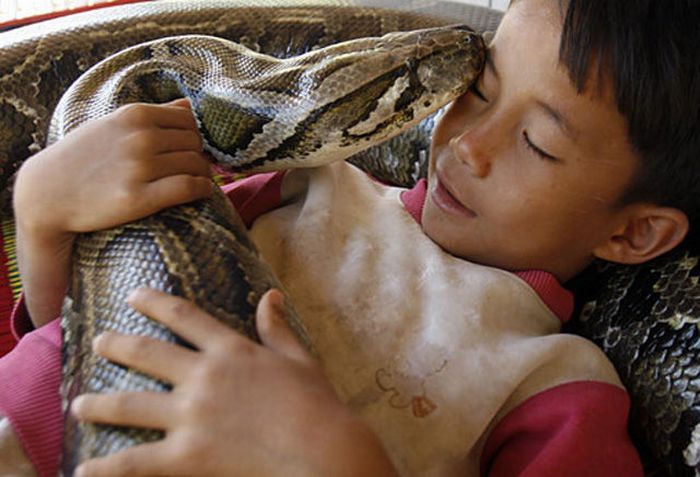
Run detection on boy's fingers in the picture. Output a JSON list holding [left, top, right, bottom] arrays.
[[141, 174, 213, 211], [91, 331, 197, 384], [75, 441, 171, 477], [256, 290, 314, 364], [71, 391, 173, 430], [153, 103, 197, 130], [127, 288, 238, 350], [163, 97, 191, 108], [118, 101, 196, 131], [151, 151, 213, 180], [153, 128, 203, 153]]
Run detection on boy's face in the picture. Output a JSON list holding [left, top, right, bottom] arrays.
[[422, 0, 638, 282]]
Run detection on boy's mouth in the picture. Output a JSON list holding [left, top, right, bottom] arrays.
[[432, 173, 477, 218]]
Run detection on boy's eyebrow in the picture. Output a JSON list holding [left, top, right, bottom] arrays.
[[488, 48, 578, 140], [535, 100, 579, 140]]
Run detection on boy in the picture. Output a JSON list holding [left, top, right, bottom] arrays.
[[2, 0, 699, 475]]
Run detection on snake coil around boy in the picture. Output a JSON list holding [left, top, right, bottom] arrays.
[[47, 18, 485, 472]]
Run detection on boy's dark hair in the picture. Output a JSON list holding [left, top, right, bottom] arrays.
[[557, 0, 700, 248]]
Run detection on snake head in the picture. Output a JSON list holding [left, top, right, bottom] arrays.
[[411, 25, 486, 110], [155, 26, 486, 172], [226, 24, 487, 171], [316, 25, 486, 165]]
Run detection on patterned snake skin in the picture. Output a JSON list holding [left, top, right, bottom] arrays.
[[1, 1, 699, 476], [14, 1, 488, 473], [568, 246, 700, 476]]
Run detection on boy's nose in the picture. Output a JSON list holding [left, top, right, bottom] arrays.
[[449, 132, 491, 178]]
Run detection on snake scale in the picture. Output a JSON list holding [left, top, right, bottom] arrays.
[[1, 1, 699, 476]]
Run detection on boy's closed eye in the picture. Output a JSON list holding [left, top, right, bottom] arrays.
[[468, 79, 560, 163], [522, 131, 560, 162]]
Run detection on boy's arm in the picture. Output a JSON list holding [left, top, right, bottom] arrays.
[[481, 381, 644, 476], [13, 99, 213, 327], [14, 226, 74, 332]]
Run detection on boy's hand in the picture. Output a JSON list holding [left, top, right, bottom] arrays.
[[14, 98, 213, 327], [71, 289, 397, 477], [14, 98, 213, 239]]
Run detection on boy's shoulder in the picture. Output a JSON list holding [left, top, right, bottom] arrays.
[[505, 332, 624, 418]]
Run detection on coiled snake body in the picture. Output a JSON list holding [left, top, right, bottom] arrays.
[[50, 11, 485, 474], [2, 2, 700, 476]]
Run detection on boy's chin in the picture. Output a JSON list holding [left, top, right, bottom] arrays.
[[420, 209, 474, 261]]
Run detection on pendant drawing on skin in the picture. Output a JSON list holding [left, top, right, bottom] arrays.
[[375, 359, 448, 418]]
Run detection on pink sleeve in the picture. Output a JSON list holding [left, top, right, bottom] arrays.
[[221, 171, 287, 228], [0, 318, 62, 477], [481, 381, 644, 477]]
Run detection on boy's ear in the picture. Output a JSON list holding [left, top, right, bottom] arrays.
[[593, 205, 689, 265]]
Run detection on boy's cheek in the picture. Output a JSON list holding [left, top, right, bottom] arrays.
[[433, 95, 484, 146]]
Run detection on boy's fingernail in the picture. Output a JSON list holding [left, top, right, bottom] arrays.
[[127, 287, 148, 304], [71, 395, 85, 415], [92, 333, 109, 352], [269, 290, 285, 316], [126, 288, 139, 303]]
